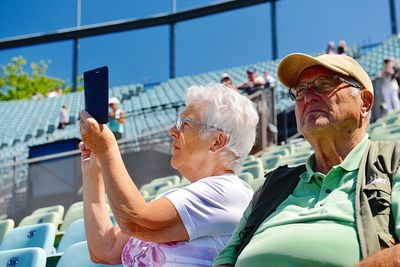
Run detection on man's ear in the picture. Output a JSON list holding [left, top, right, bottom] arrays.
[[361, 90, 373, 115], [210, 132, 229, 153]]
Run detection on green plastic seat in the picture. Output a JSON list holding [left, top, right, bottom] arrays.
[[250, 177, 266, 191], [140, 180, 174, 196], [59, 207, 83, 232], [18, 212, 60, 228], [241, 159, 262, 168], [0, 219, 14, 244], [32, 205, 64, 218], [151, 175, 180, 185], [241, 164, 264, 180], [237, 172, 254, 184], [32, 205, 64, 225], [260, 155, 282, 171]]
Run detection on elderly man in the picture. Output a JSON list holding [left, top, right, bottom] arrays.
[[214, 53, 400, 267], [79, 84, 258, 266]]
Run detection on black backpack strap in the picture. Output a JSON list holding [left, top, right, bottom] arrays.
[[234, 164, 306, 262]]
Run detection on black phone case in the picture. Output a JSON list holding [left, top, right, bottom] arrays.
[[84, 66, 109, 124]]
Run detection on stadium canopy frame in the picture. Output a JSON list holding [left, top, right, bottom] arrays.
[[0, 0, 278, 90]]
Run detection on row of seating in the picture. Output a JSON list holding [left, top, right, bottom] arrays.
[[2, 34, 400, 156]]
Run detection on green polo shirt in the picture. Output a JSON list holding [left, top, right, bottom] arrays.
[[214, 136, 400, 267]]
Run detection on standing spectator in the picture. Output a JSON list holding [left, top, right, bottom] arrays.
[[238, 68, 265, 94], [264, 71, 275, 88], [220, 73, 236, 89], [58, 104, 69, 129], [108, 97, 125, 140], [381, 58, 400, 112], [326, 41, 336, 54], [337, 40, 347, 55]]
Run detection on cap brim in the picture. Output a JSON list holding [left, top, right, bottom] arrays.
[[277, 53, 349, 88]]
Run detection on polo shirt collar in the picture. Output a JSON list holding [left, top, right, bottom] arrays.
[[300, 134, 370, 183]]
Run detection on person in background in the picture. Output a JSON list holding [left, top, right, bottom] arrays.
[[326, 41, 336, 54], [58, 104, 69, 129], [380, 57, 400, 112], [220, 73, 236, 89], [238, 68, 266, 94], [108, 97, 125, 140], [263, 71, 275, 88], [79, 84, 258, 266], [337, 40, 347, 55], [214, 53, 400, 267]]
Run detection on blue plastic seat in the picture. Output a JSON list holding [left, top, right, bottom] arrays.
[[57, 219, 86, 253], [0, 247, 46, 267], [0, 223, 56, 256], [56, 241, 123, 267]]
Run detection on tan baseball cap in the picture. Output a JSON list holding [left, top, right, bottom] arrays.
[[277, 53, 373, 94]]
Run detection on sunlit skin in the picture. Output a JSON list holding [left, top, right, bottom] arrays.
[[168, 102, 232, 182], [294, 65, 373, 174]]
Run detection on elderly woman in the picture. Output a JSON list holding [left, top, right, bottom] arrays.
[[79, 84, 259, 266]]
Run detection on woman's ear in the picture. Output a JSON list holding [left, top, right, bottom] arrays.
[[210, 132, 229, 153]]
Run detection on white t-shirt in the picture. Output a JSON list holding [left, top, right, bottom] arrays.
[[121, 174, 253, 267]]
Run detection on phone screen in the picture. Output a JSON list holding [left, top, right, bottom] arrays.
[[84, 66, 109, 124]]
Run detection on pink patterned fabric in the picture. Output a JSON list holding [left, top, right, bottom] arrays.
[[122, 238, 184, 267]]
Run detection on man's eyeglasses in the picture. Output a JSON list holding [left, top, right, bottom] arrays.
[[175, 117, 219, 131], [289, 75, 363, 101]]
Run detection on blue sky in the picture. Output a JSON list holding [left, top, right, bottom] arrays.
[[0, 0, 398, 87]]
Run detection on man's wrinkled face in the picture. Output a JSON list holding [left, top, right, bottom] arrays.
[[294, 66, 363, 137]]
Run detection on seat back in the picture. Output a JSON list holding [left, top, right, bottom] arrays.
[[0, 247, 46, 267], [57, 219, 86, 253], [60, 207, 83, 232], [18, 212, 60, 228], [32, 205, 65, 222], [0, 219, 15, 244], [0, 223, 56, 256], [56, 241, 123, 267]]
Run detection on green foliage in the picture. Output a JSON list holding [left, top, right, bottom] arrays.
[[0, 56, 83, 101]]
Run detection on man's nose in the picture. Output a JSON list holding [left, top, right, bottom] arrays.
[[303, 86, 320, 103]]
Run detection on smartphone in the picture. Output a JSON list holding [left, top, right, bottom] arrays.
[[84, 66, 109, 124]]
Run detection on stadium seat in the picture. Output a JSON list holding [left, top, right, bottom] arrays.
[[0, 247, 46, 267], [259, 155, 282, 170], [140, 180, 174, 197], [0, 223, 56, 256], [241, 164, 264, 180], [0, 219, 15, 244], [18, 212, 60, 228], [32, 205, 64, 223], [237, 172, 254, 184], [241, 159, 262, 168], [250, 177, 266, 191], [57, 219, 86, 253], [56, 241, 123, 267], [59, 207, 83, 232], [150, 175, 180, 185]]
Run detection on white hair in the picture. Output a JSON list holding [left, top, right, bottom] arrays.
[[185, 83, 259, 173]]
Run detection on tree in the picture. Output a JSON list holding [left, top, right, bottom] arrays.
[[0, 56, 82, 101]]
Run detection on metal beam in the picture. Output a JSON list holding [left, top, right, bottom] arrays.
[[389, 0, 398, 35], [0, 0, 271, 50], [271, 0, 278, 60]]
